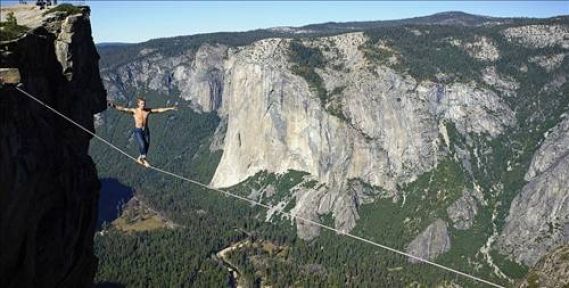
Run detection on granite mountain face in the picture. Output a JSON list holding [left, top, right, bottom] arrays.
[[95, 12, 569, 286]]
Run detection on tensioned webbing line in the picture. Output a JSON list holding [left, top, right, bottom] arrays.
[[15, 86, 505, 288]]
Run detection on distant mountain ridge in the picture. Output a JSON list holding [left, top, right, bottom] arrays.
[[95, 10, 555, 47], [95, 11, 566, 70], [96, 42, 133, 48], [269, 11, 506, 34]]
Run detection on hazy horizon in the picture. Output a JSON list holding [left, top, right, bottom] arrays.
[[93, 10, 568, 45], [90, 1, 569, 43], [4, 1, 569, 43]]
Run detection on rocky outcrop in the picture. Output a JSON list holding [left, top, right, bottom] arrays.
[[525, 115, 569, 181], [436, 82, 514, 137], [290, 185, 333, 239], [541, 74, 567, 94], [518, 245, 569, 288], [529, 53, 566, 72], [172, 44, 227, 111], [481, 66, 519, 98], [406, 219, 451, 263], [448, 35, 500, 62], [497, 116, 569, 266], [502, 24, 569, 48], [447, 190, 478, 230], [463, 36, 500, 61], [0, 6, 106, 288]]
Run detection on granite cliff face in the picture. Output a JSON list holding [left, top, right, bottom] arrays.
[[497, 116, 569, 266], [100, 43, 226, 113], [517, 245, 569, 288], [213, 33, 514, 239], [0, 6, 106, 288], [405, 219, 451, 263]]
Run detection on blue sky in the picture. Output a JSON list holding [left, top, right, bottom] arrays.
[[5, 1, 569, 43]]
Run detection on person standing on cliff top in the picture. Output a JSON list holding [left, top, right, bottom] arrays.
[[108, 98, 177, 167]]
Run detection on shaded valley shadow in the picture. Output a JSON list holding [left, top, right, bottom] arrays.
[[97, 178, 134, 230]]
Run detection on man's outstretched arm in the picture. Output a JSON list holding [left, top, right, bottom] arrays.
[[108, 101, 135, 114], [150, 107, 177, 113]]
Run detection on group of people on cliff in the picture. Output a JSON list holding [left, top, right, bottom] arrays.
[[18, 0, 59, 9]]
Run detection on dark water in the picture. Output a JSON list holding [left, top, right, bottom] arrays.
[[97, 178, 134, 230]]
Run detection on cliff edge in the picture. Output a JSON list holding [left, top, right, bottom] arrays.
[[0, 5, 106, 287]]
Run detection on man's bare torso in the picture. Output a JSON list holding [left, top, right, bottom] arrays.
[[133, 108, 151, 128], [109, 100, 175, 129]]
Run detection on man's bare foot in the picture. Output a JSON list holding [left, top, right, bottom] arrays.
[[140, 158, 151, 168], [136, 156, 150, 167]]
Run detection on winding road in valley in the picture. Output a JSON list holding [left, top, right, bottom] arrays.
[[216, 241, 249, 288]]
